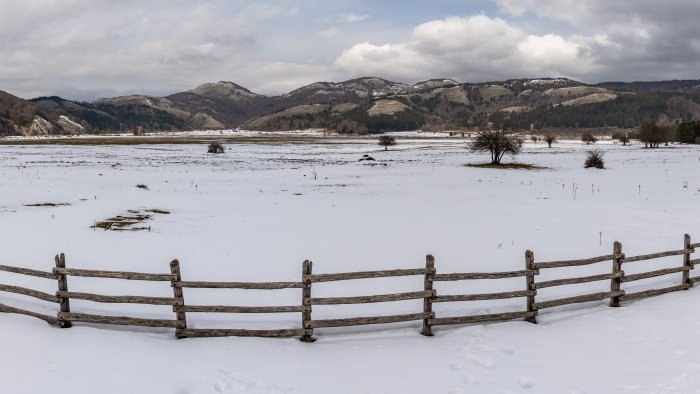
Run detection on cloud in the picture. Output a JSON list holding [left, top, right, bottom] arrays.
[[340, 13, 369, 23], [334, 15, 594, 82], [318, 27, 340, 39]]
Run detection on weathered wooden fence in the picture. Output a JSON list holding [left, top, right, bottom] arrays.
[[0, 234, 697, 340]]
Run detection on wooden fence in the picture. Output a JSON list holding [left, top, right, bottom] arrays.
[[0, 234, 698, 340]]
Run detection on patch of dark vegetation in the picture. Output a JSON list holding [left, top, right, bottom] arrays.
[[24, 202, 71, 207], [92, 209, 169, 231], [464, 163, 546, 170], [208, 142, 225, 153], [584, 149, 605, 169], [136, 184, 149, 190], [359, 154, 375, 161]]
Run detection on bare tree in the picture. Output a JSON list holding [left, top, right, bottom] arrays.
[[638, 122, 667, 148], [544, 134, 557, 148], [470, 129, 522, 164], [378, 135, 397, 151]]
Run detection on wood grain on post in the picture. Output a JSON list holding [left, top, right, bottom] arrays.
[[55, 254, 71, 328], [301, 260, 315, 342], [610, 241, 623, 307], [525, 250, 537, 323], [421, 255, 435, 336], [170, 260, 187, 339], [683, 235, 693, 288]]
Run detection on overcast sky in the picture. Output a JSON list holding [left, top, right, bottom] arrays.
[[1, 0, 699, 100]]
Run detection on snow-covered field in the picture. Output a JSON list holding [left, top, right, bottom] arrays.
[[1, 137, 700, 393]]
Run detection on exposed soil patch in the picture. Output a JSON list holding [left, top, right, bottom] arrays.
[[92, 209, 170, 231], [24, 202, 71, 207], [464, 163, 547, 170]]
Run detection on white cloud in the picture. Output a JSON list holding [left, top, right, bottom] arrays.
[[318, 27, 339, 39], [334, 15, 593, 82], [340, 13, 369, 23]]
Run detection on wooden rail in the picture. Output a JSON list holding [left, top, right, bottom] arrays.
[[308, 290, 433, 305], [304, 268, 430, 283], [0, 303, 60, 325], [534, 291, 625, 310], [0, 233, 698, 341], [0, 284, 60, 303], [622, 249, 695, 264], [58, 312, 184, 328], [433, 270, 534, 281], [307, 312, 433, 329], [532, 254, 619, 270], [433, 290, 534, 303], [0, 264, 57, 279], [174, 281, 303, 289], [57, 291, 182, 305], [534, 272, 623, 289], [180, 328, 307, 338], [174, 305, 305, 313], [54, 267, 176, 281], [430, 311, 536, 326]]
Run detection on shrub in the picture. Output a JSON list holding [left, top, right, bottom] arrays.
[[584, 149, 605, 169], [208, 142, 225, 154], [530, 135, 539, 143], [581, 133, 597, 144]]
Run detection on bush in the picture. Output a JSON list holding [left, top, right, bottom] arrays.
[[638, 122, 668, 148], [581, 133, 597, 144], [584, 149, 605, 169], [208, 142, 225, 154]]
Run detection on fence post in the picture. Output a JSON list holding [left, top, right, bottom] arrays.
[[421, 254, 435, 336], [170, 259, 187, 339], [54, 253, 72, 328], [682, 234, 693, 288], [525, 250, 537, 323], [610, 241, 623, 307], [301, 260, 315, 342]]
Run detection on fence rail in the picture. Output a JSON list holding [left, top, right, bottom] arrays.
[[0, 233, 697, 341]]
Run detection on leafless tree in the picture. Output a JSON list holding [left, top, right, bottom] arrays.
[[470, 129, 522, 164], [378, 135, 397, 151], [638, 122, 668, 148], [544, 134, 557, 148]]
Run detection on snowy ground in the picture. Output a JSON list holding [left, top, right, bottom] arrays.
[[1, 136, 700, 393]]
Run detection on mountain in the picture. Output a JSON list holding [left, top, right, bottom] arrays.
[[2, 77, 700, 136]]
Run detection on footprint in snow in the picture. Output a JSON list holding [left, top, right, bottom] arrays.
[[466, 354, 496, 369], [518, 377, 534, 389]]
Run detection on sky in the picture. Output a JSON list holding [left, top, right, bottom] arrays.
[[1, 0, 699, 100]]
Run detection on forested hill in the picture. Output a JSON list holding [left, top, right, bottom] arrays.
[[1, 78, 700, 136]]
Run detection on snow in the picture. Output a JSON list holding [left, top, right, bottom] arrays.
[[1, 137, 699, 393]]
